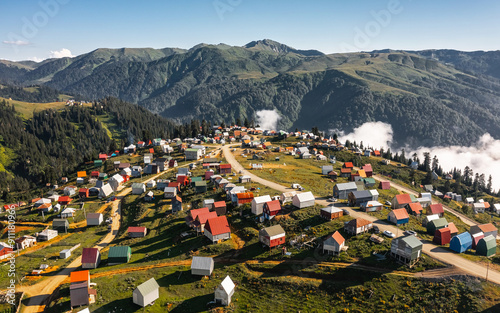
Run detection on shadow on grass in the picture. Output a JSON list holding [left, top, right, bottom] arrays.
[[169, 293, 214, 313]]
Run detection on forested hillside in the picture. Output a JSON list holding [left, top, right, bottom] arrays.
[[0, 97, 177, 202], [2, 40, 500, 147]]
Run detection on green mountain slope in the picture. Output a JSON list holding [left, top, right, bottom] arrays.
[[2, 41, 500, 147]]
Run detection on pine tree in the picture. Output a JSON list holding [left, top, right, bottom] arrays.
[[487, 175, 493, 194]]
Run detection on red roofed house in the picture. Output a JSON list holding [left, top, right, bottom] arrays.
[[391, 194, 412, 209], [340, 168, 351, 177], [472, 232, 484, 249], [204, 216, 231, 243], [323, 231, 346, 255], [137, 141, 145, 148], [82, 248, 101, 269], [434, 227, 451, 245], [58, 196, 72, 205], [237, 192, 254, 206], [213, 201, 227, 216], [169, 159, 178, 168], [470, 223, 498, 239], [177, 175, 191, 186], [372, 150, 381, 157], [0, 243, 13, 260], [388, 208, 409, 225], [406, 202, 423, 216], [447, 222, 459, 237], [427, 204, 444, 217], [379, 181, 390, 190], [79, 188, 89, 198], [343, 162, 354, 169], [219, 164, 231, 174], [259, 225, 286, 248], [362, 164, 373, 177], [196, 211, 218, 233], [149, 148, 154, 154], [190, 207, 210, 223], [98, 153, 108, 161], [344, 218, 373, 235], [168, 181, 181, 192], [263, 200, 282, 220], [128, 226, 147, 238], [91, 171, 100, 178]]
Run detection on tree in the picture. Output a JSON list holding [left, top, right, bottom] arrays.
[[236, 117, 241, 126], [487, 175, 493, 194], [443, 180, 451, 193], [244, 117, 250, 128], [422, 152, 431, 172], [432, 155, 439, 172]]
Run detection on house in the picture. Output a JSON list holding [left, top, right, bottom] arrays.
[[379, 181, 390, 190], [280, 191, 296, 204], [153, 158, 169, 171], [79, 188, 89, 198], [38, 229, 58, 241], [465, 197, 474, 204], [185, 148, 202, 160], [86, 213, 103, 226], [82, 248, 101, 269], [343, 162, 354, 169], [426, 217, 448, 235], [215, 276, 235, 306], [206, 170, 215, 180], [133, 278, 159, 307], [292, 192, 315, 209], [340, 168, 351, 178], [120, 167, 132, 177], [37, 203, 53, 213], [144, 163, 159, 175], [327, 171, 338, 180], [0, 243, 13, 260], [191, 256, 214, 276], [70, 270, 95, 308], [236, 192, 254, 206], [146, 180, 157, 189], [108, 246, 132, 264], [128, 226, 147, 238], [362, 164, 373, 177], [177, 175, 191, 187], [98, 183, 113, 199], [261, 200, 281, 220], [172, 195, 183, 213], [333, 182, 358, 200], [434, 227, 451, 245], [360, 201, 383, 212], [447, 222, 459, 237], [344, 218, 373, 235], [476, 235, 497, 257], [449, 232, 473, 253], [259, 225, 286, 248], [15, 235, 36, 250], [195, 211, 218, 233], [363, 178, 376, 188], [348, 190, 374, 206], [58, 196, 72, 205], [422, 214, 439, 227], [204, 216, 231, 243], [195, 181, 208, 193], [323, 231, 346, 255], [406, 202, 423, 216], [472, 232, 484, 249], [76, 177, 85, 184], [213, 201, 227, 216], [144, 191, 154, 201], [61, 207, 76, 218], [470, 223, 498, 239], [98, 172, 108, 180], [53, 218, 69, 232], [163, 186, 178, 199], [219, 164, 231, 174], [132, 183, 146, 195], [392, 194, 413, 209], [427, 204, 444, 217], [387, 208, 409, 225], [169, 159, 178, 167], [321, 165, 334, 175], [473, 203, 486, 214], [251, 195, 272, 215], [98, 153, 108, 161], [390, 235, 423, 267], [131, 166, 143, 177]]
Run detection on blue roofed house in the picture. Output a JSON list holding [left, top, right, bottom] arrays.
[[449, 232, 473, 253]]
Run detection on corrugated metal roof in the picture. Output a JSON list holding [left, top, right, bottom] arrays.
[[191, 256, 214, 270], [260, 225, 285, 237], [108, 246, 131, 258], [402, 235, 422, 249], [136, 277, 159, 296], [219, 275, 235, 294]]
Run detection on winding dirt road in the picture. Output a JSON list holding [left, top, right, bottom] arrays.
[[222, 145, 500, 285]]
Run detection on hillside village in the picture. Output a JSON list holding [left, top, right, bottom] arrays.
[[2, 124, 500, 312]]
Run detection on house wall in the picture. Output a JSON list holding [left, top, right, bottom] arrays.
[[133, 289, 159, 307], [251, 202, 265, 215]]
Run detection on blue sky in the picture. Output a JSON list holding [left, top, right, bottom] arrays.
[[1, 0, 499, 61]]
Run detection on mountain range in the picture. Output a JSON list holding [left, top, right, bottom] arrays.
[[2, 39, 500, 147]]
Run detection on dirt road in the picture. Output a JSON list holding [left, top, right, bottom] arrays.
[[221, 145, 500, 285]]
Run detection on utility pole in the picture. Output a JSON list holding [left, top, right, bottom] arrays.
[[486, 259, 490, 283]]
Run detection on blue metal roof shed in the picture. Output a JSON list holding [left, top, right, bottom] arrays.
[[449, 232, 472, 253]]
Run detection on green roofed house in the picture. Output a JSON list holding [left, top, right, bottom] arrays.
[[390, 235, 423, 267], [108, 246, 132, 265], [195, 181, 207, 193], [363, 178, 376, 188], [427, 218, 448, 235], [476, 235, 497, 257], [94, 160, 103, 167], [191, 176, 203, 187], [133, 277, 159, 307]]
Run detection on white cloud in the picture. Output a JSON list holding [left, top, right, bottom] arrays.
[[255, 110, 280, 130], [338, 121, 393, 150], [339, 121, 500, 191], [3, 40, 30, 46], [48, 48, 73, 58], [29, 56, 44, 62]]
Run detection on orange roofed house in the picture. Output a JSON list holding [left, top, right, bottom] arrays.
[[391, 194, 412, 209], [204, 216, 231, 243], [344, 218, 373, 235], [70, 270, 96, 308]]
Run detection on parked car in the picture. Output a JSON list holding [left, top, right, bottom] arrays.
[[106, 217, 113, 224], [342, 209, 350, 215], [383, 230, 395, 238], [328, 197, 337, 202], [403, 230, 417, 236], [385, 201, 391, 206], [373, 225, 380, 233]]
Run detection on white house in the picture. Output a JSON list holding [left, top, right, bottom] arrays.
[[185, 148, 202, 160], [473, 203, 486, 214], [323, 231, 346, 255], [494, 204, 500, 214], [98, 184, 113, 199], [133, 277, 159, 307], [86, 213, 103, 226], [132, 183, 146, 195], [251, 195, 272, 215], [146, 180, 157, 189], [191, 256, 214, 276], [280, 191, 297, 204], [109, 174, 124, 192], [215, 276, 235, 306], [61, 207, 76, 218], [292, 192, 315, 209]]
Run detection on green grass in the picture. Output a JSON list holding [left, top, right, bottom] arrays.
[[2, 97, 91, 119]]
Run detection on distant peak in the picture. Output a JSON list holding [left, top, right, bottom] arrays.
[[244, 39, 323, 57]]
